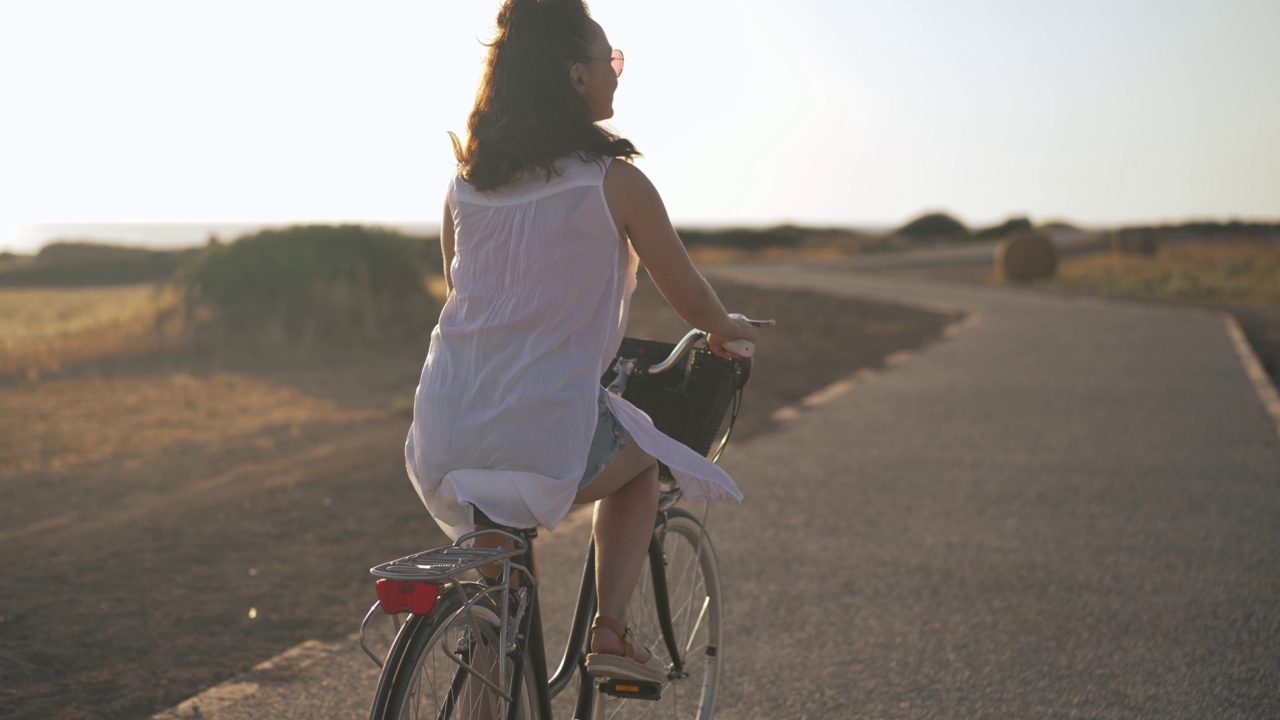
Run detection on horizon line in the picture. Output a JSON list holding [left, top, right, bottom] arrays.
[[5, 214, 1280, 254]]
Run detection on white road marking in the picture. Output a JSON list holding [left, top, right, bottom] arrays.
[[151, 639, 353, 718], [1224, 314, 1280, 440], [151, 682, 261, 719]]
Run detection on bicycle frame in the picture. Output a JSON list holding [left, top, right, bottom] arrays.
[[369, 515, 682, 720], [370, 324, 765, 718]]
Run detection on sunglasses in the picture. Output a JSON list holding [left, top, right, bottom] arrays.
[[581, 48, 624, 77]]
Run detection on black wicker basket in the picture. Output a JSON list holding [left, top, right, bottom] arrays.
[[601, 337, 752, 457]]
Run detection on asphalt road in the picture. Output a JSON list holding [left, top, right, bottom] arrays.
[[155, 257, 1280, 719]]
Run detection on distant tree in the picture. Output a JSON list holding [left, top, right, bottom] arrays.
[[975, 216, 1033, 240], [895, 212, 968, 239], [0, 242, 203, 287], [1038, 221, 1081, 234]]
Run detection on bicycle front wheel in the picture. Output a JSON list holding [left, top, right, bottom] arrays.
[[602, 507, 724, 720], [372, 588, 543, 720]]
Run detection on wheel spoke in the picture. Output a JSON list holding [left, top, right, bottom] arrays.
[[684, 597, 710, 656]]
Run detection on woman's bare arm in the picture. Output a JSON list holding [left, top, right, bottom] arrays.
[[603, 161, 756, 354], [441, 196, 456, 294], [603, 161, 723, 330]]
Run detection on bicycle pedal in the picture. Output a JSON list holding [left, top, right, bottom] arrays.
[[597, 678, 662, 701]]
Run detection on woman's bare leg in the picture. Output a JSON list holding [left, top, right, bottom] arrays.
[[573, 440, 660, 657]]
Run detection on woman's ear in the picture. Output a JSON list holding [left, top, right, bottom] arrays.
[[568, 61, 587, 94]]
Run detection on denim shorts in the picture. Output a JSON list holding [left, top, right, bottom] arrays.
[[579, 390, 631, 490]]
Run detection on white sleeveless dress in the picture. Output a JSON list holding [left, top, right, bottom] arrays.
[[405, 155, 743, 540]]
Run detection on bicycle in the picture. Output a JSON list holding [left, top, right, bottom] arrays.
[[362, 318, 772, 720]]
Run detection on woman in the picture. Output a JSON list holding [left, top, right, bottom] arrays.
[[405, 0, 757, 683]]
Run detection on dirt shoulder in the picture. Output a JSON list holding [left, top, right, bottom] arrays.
[[0, 275, 960, 720]]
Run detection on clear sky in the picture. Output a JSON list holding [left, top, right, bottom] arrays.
[[2, 0, 1277, 251]]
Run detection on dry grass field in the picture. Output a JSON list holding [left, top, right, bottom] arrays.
[[1052, 239, 1280, 301], [0, 284, 180, 378], [0, 285, 158, 342], [686, 242, 871, 265]]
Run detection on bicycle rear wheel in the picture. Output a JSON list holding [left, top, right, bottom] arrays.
[[599, 508, 724, 719], [371, 588, 543, 720]]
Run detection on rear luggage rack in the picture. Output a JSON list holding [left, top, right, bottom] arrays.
[[370, 544, 526, 583]]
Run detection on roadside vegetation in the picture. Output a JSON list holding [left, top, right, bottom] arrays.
[[1052, 239, 1280, 302], [175, 224, 438, 348], [1, 223, 876, 378], [4, 220, 1276, 380], [0, 225, 442, 379]]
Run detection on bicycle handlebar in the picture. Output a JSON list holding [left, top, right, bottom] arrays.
[[646, 329, 706, 374], [647, 315, 775, 374], [604, 314, 773, 394]]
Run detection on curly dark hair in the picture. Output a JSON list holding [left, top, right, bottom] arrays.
[[450, 0, 640, 191]]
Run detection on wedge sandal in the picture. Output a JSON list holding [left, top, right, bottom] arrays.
[[584, 615, 667, 683]]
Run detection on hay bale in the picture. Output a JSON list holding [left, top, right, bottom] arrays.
[[175, 224, 438, 347], [995, 231, 1057, 281]]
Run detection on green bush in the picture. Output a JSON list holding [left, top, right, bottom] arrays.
[[176, 224, 438, 346]]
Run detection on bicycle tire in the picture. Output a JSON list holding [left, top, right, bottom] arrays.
[[599, 507, 724, 719], [370, 586, 543, 720]]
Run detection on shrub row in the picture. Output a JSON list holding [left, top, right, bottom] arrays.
[[176, 225, 439, 346], [0, 243, 205, 287]]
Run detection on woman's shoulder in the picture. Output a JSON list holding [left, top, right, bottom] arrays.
[[602, 158, 653, 195], [603, 159, 660, 214]]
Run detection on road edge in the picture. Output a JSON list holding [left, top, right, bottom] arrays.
[[149, 639, 348, 719], [1224, 314, 1280, 440]]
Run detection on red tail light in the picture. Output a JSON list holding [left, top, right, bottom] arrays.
[[375, 579, 440, 615]]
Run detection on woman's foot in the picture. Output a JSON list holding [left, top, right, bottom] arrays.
[[584, 616, 667, 683], [590, 621, 652, 662]]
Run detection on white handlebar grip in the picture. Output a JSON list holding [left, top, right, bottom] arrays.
[[722, 339, 755, 358]]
